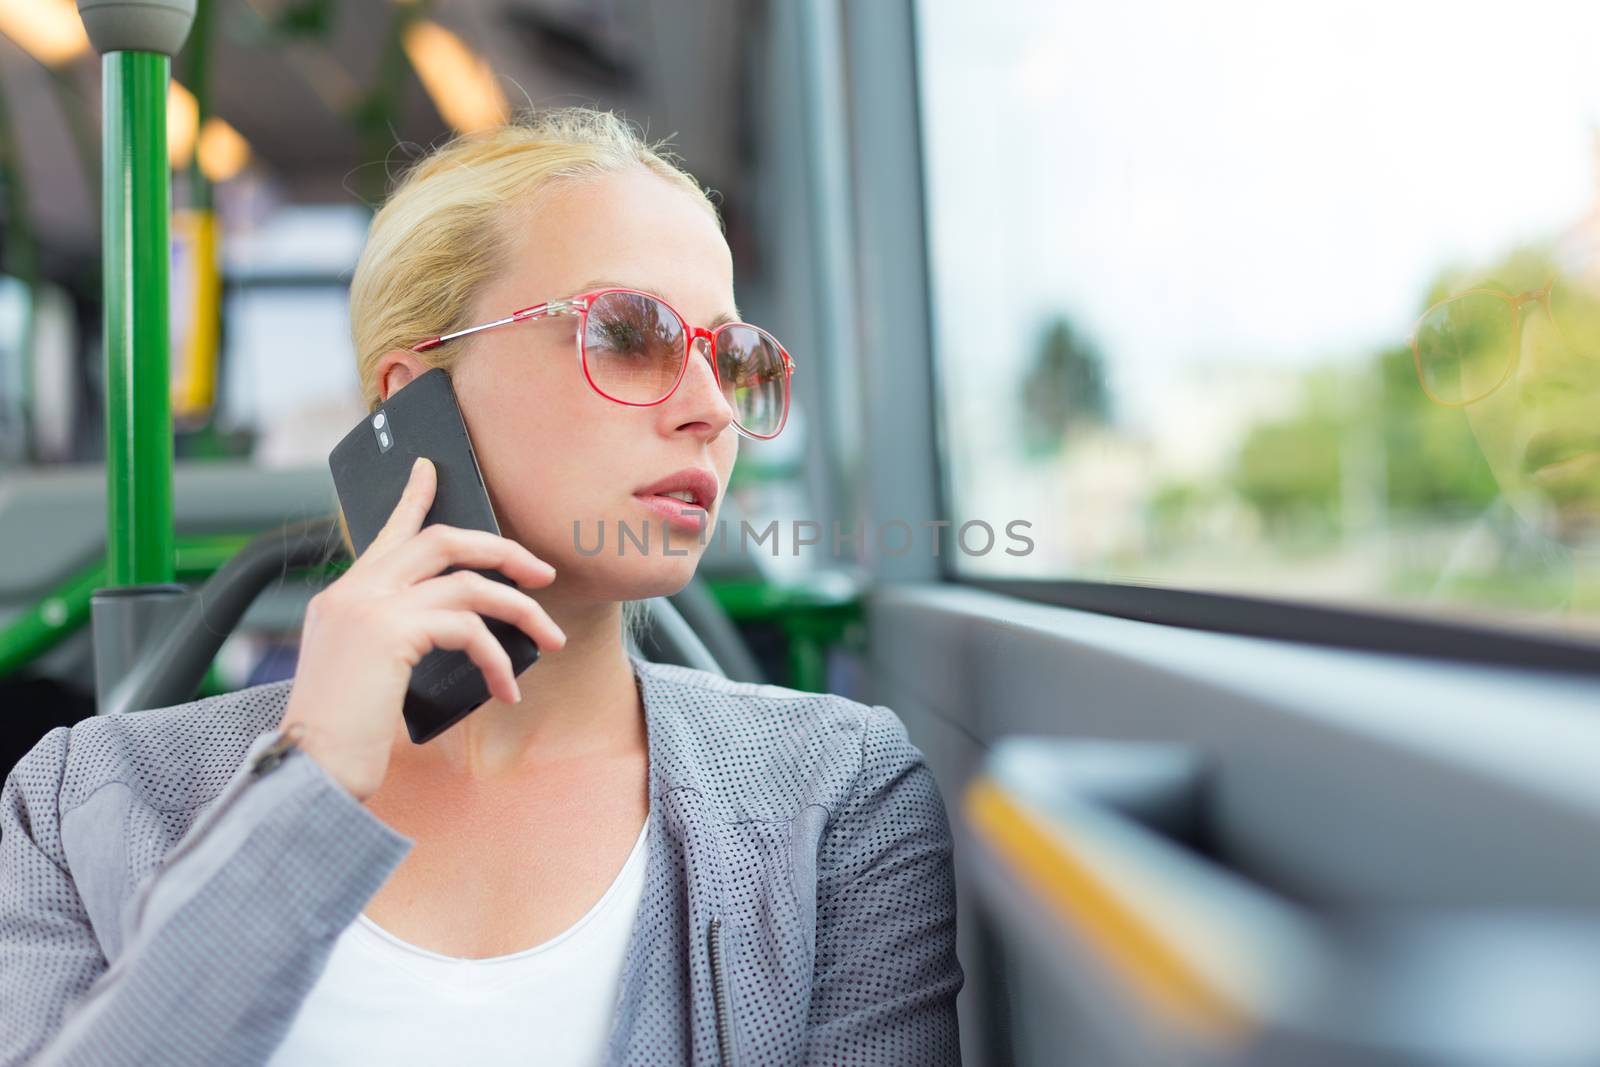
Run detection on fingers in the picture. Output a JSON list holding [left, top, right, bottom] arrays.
[[358, 456, 556, 595], [384, 524, 557, 590], [369, 456, 437, 553], [422, 609, 523, 705], [409, 569, 568, 653]]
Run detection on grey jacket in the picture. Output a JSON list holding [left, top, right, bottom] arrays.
[[0, 653, 962, 1065]]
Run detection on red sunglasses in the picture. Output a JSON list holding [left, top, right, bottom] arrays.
[[412, 286, 795, 440]]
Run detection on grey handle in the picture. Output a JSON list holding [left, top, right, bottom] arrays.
[[93, 518, 341, 716]]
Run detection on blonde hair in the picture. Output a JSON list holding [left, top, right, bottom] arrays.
[[335, 106, 722, 646]]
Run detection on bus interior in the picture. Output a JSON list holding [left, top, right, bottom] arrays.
[[3, 1, 1600, 1064]]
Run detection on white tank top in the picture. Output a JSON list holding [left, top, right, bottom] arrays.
[[267, 822, 650, 1066]]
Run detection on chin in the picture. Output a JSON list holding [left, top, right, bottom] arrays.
[[538, 504, 717, 599], [577, 544, 706, 603], [617, 563, 704, 603]]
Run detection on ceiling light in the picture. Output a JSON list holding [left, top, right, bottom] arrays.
[[402, 19, 509, 135], [168, 80, 198, 169], [0, 0, 90, 66], [198, 116, 250, 181]]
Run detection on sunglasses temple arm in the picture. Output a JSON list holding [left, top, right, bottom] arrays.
[[411, 300, 586, 353], [412, 315, 520, 353]]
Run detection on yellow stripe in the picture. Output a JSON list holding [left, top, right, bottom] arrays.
[[964, 776, 1255, 1043], [173, 208, 220, 420]]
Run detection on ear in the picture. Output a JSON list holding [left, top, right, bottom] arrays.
[[375, 350, 430, 403]]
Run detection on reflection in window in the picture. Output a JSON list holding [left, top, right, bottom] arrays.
[[916, 0, 1600, 640]]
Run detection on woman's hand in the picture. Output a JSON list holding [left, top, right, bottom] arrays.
[[280, 456, 565, 799]]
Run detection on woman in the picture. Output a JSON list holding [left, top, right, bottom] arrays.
[[0, 107, 962, 1065]]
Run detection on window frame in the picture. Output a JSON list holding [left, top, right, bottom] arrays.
[[885, 0, 1600, 678]]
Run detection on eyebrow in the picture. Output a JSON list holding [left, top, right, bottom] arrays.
[[574, 278, 739, 328]]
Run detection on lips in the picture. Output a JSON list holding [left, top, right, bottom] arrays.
[[632, 467, 719, 511]]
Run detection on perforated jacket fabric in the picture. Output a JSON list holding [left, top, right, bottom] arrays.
[[0, 653, 962, 1065]]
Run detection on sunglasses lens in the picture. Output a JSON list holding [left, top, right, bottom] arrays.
[[1415, 293, 1514, 405], [581, 290, 790, 435], [583, 291, 685, 403], [716, 324, 789, 437]]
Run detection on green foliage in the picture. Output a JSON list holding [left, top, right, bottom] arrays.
[[1042, 241, 1573, 573], [1373, 344, 1498, 515], [1222, 343, 1500, 538], [1019, 314, 1111, 458], [1229, 368, 1347, 540], [1219, 246, 1529, 536], [1145, 479, 1222, 554]]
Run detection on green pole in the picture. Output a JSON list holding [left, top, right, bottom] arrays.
[[101, 50, 174, 586], [79, 0, 195, 585]]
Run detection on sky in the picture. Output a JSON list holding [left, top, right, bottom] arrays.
[[917, 0, 1600, 440]]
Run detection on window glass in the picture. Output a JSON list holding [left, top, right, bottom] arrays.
[[916, 0, 1600, 641], [218, 204, 370, 466]]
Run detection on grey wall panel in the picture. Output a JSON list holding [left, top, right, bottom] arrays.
[[871, 583, 1600, 1065], [869, 583, 1600, 912]]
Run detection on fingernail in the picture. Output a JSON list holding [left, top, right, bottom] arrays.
[[411, 457, 424, 477]]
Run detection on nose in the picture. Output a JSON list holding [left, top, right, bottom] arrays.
[[663, 330, 735, 438]]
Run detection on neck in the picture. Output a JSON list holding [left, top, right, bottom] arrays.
[[391, 593, 645, 780]]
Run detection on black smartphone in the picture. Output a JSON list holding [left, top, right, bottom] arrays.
[[328, 367, 540, 743]]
